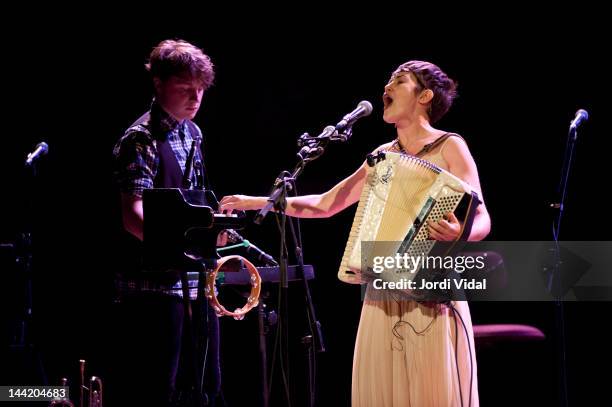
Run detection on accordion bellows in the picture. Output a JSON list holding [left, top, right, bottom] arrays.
[[338, 151, 479, 284]]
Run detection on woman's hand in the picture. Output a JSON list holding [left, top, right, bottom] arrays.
[[219, 195, 261, 213], [427, 212, 461, 241]]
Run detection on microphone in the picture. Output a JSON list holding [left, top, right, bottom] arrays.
[[335, 100, 373, 131], [182, 137, 201, 189], [226, 229, 278, 266], [25, 142, 49, 167], [308, 101, 373, 143], [245, 241, 279, 266], [570, 109, 589, 130]]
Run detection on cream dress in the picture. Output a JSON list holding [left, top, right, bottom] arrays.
[[351, 137, 479, 407]]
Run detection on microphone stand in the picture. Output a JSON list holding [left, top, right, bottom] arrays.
[[180, 134, 213, 406], [255, 122, 353, 407], [10, 149, 48, 385], [549, 113, 587, 407]]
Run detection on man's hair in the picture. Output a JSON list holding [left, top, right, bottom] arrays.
[[146, 39, 215, 89]]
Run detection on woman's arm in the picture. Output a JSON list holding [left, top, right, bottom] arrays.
[[220, 161, 369, 218], [441, 136, 491, 241]]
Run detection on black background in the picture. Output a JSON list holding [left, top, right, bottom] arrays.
[[1, 7, 609, 406]]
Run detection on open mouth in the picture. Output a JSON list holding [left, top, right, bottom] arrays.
[[383, 93, 393, 109]]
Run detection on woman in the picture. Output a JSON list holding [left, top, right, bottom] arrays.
[[220, 60, 490, 406]]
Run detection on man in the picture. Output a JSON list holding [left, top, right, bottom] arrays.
[[112, 39, 222, 406]]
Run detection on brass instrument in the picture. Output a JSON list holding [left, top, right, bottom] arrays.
[[49, 359, 103, 407], [49, 378, 74, 407]]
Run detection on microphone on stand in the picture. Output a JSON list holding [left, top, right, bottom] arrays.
[[25, 142, 49, 167], [182, 137, 202, 189], [310, 101, 373, 142], [569, 109, 589, 130], [302, 100, 373, 148], [226, 229, 278, 266], [334, 100, 373, 132]]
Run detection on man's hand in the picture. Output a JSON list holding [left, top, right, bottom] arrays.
[[216, 230, 229, 247]]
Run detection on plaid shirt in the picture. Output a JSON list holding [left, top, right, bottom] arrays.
[[118, 272, 207, 300], [113, 101, 205, 299], [113, 101, 202, 197]]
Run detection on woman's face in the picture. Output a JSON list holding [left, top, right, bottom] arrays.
[[382, 71, 425, 124]]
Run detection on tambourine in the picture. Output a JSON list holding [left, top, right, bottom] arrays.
[[205, 255, 261, 319]]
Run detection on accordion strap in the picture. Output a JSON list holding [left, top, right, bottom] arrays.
[[415, 132, 463, 157], [391, 132, 465, 157]]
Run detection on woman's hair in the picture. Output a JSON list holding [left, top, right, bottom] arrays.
[[392, 60, 457, 123], [146, 39, 215, 90]]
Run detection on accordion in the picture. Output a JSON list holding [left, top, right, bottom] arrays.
[[338, 151, 480, 286]]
